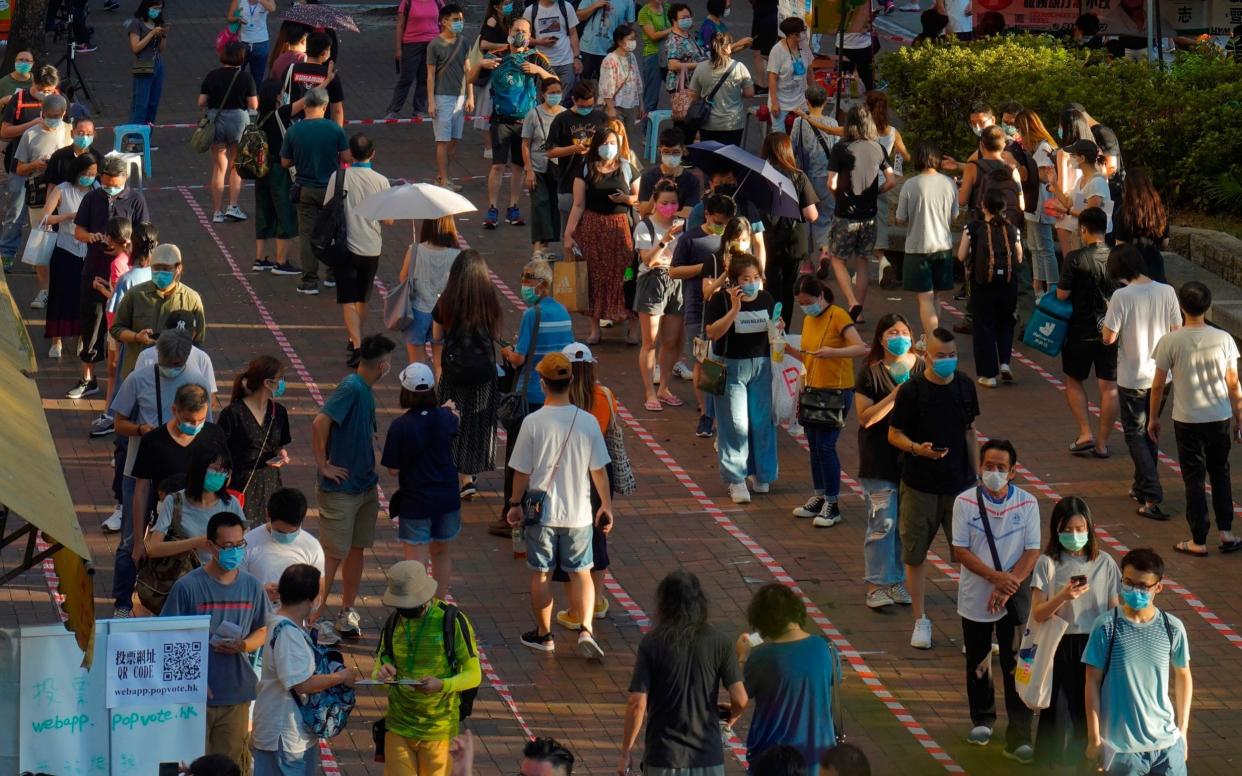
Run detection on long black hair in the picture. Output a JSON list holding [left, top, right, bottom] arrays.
[[1044, 496, 1099, 562], [185, 448, 234, 504], [864, 312, 912, 365], [652, 571, 708, 650]]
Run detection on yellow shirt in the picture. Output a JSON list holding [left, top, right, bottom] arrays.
[[800, 305, 857, 389]]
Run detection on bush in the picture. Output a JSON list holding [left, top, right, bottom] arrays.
[[878, 35, 1242, 213]]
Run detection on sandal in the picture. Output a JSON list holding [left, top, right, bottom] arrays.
[[1137, 504, 1171, 521], [1173, 540, 1208, 558], [585, 335, 602, 346], [658, 393, 684, 407], [1068, 439, 1095, 453], [643, 398, 664, 412], [1090, 447, 1111, 459]]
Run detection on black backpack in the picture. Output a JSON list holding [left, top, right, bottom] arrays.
[[970, 158, 1023, 226], [379, 604, 479, 720], [441, 327, 497, 386], [311, 167, 349, 268]]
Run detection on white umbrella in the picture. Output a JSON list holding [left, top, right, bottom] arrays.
[[354, 182, 477, 221]]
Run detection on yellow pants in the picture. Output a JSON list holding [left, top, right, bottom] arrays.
[[207, 703, 253, 776], [383, 732, 451, 776]]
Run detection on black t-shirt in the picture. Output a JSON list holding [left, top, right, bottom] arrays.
[[199, 66, 258, 111], [44, 145, 104, 188], [1111, 213, 1168, 284], [965, 219, 1020, 286], [256, 78, 297, 158], [1091, 124, 1123, 185], [764, 167, 819, 259], [578, 165, 633, 214], [1058, 241, 1116, 340], [132, 423, 229, 484], [638, 165, 702, 209], [827, 140, 889, 220], [628, 627, 742, 769], [288, 61, 345, 107], [856, 357, 924, 483], [546, 108, 608, 193], [703, 288, 775, 359], [888, 371, 980, 495]]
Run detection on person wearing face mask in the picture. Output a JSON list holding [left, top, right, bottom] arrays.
[[688, 31, 755, 146], [637, 0, 673, 112], [146, 449, 247, 567], [661, 3, 707, 100], [227, 0, 277, 85], [636, 127, 700, 217], [957, 188, 1022, 388], [43, 117, 104, 193], [888, 327, 980, 649], [426, 5, 473, 191], [42, 155, 97, 364], [161, 511, 270, 774], [0, 67, 61, 272], [581, 0, 639, 85], [374, 560, 482, 776], [544, 79, 607, 227], [950, 438, 1040, 761], [6, 91, 70, 279], [93, 217, 133, 419], [523, 0, 585, 91], [896, 141, 958, 344], [311, 333, 396, 645], [127, 1, 169, 125], [1029, 497, 1120, 766], [110, 243, 205, 383], [0, 50, 36, 113], [522, 78, 566, 259], [562, 127, 639, 344], [699, 0, 751, 51], [786, 275, 866, 525], [853, 313, 920, 609], [599, 25, 644, 127], [633, 179, 685, 410], [240, 489, 326, 613], [765, 17, 811, 127], [218, 356, 293, 525]]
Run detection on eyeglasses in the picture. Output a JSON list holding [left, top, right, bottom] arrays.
[[1122, 579, 1158, 593], [521, 274, 541, 282], [213, 539, 247, 551]]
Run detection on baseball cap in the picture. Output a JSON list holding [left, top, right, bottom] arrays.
[[163, 310, 196, 332], [151, 243, 182, 267], [399, 362, 436, 392], [1063, 138, 1099, 158], [536, 353, 572, 380], [561, 342, 596, 363]]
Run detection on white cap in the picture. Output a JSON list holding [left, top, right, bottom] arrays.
[[562, 342, 596, 363], [399, 362, 435, 392]]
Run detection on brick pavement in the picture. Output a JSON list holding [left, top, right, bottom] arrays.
[[2, 2, 1241, 774]]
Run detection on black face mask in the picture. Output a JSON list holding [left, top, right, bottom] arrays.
[[397, 605, 427, 619]]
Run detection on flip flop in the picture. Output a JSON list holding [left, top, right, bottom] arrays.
[[1137, 504, 1171, 521], [1068, 439, 1095, 453], [643, 398, 664, 412], [1090, 447, 1111, 459], [658, 393, 685, 407], [1219, 539, 1242, 553], [1173, 540, 1208, 558]]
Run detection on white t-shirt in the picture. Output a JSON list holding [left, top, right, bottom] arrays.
[[944, 0, 972, 33], [237, 0, 271, 43], [325, 166, 391, 257], [1028, 141, 1056, 225], [632, 217, 679, 276], [1072, 174, 1113, 233], [509, 404, 611, 528], [240, 524, 327, 608], [1030, 552, 1120, 635], [526, 1, 579, 66], [252, 616, 316, 755], [1153, 326, 1241, 424], [896, 172, 958, 255], [952, 485, 1041, 623], [766, 40, 811, 112], [1101, 280, 1181, 390]]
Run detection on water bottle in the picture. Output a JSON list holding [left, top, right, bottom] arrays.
[[512, 523, 526, 560]]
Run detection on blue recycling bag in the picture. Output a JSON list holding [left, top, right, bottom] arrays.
[[1023, 286, 1072, 357]]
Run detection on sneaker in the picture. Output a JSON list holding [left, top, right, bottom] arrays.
[[594, 595, 609, 619], [297, 280, 320, 295], [793, 495, 825, 518], [555, 610, 583, 630], [977, 376, 998, 388], [672, 361, 694, 380], [695, 414, 714, 438], [577, 629, 604, 660], [812, 501, 843, 528], [967, 726, 993, 746], [66, 378, 100, 399], [89, 414, 115, 437], [1003, 744, 1034, 764], [102, 505, 123, 533], [253, 257, 276, 272], [383, 112, 400, 121], [910, 616, 933, 649], [866, 587, 895, 608], [112, 606, 133, 618], [1000, 364, 1014, 383], [30, 289, 48, 309], [335, 607, 362, 639], [728, 482, 751, 504], [270, 263, 302, 276], [225, 205, 248, 221], [212, 210, 227, 223], [888, 583, 913, 605], [314, 620, 342, 646], [520, 628, 555, 652], [460, 479, 478, 500], [48, 341, 62, 359], [483, 205, 499, 229], [322, 279, 337, 288], [748, 477, 770, 494], [506, 206, 525, 225]]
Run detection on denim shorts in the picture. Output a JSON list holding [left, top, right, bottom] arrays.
[[210, 108, 249, 146], [403, 309, 434, 345], [433, 95, 465, 142], [398, 510, 462, 545], [525, 523, 594, 573]]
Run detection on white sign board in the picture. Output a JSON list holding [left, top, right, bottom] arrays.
[[106, 627, 208, 709]]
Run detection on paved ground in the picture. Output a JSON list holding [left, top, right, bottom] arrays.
[[3, 2, 1242, 774]]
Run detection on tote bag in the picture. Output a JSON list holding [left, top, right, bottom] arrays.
[[1015, 613, 1070, 710]]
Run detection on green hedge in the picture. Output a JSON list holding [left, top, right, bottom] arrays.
[[878, 36, 1242, 212]]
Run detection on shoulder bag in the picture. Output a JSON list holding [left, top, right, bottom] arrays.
[[975, 486, 1032, 625], [384, 245, 418, 332], [798, 318, 849, 429], [683, 60, 738, 136], [134, 492, 201, 615], [497, 302, 542, 430], [191, 67, 243, 154], [521, 407, 580, 527], [310, 167, 350, 268], [601, 386, 637, 496], [694, 299, 727, 396]]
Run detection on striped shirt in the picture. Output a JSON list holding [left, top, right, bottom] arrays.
[[951, 484, 1041, 623], [516, 297, 574, 404]]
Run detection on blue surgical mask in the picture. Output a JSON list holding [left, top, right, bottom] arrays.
[[178, 420, 204, 436], [450, 20, 464, 33], [546, 93, 562, 106], [931, 356, 958, 378], [885, 335, 912, 357], [77, 175, 94, 187], [661, 153, 682, 168], [273, 378, 287, 397], [14, 62, 32, 76], [203, 469, 229, 492], [148, 7, 162, 20], [678, 17, 692, 30], [520, 285, 540, 304], [800, 301, 823, 317], [598, 142, 619, 160], [217, 546, 245, 571], [73, 134, 93, 149], [159, 365, 185, 379], [271, 527, 299, 545], [44, 117, 63, 129], [1058, 531, 1089, 552], [1121, 585, 1153, 610], [574, 106, 594, 116], [740, 280, 760, 296], [103, 184, 124, 197], [888, 359, 910, 384], [152, 270, 175, 289], [503, 1, 514, 13]]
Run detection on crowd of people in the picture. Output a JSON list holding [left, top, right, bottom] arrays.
[[7, 1, 1236, 776]]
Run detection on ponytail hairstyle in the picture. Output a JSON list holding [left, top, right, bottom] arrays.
[[709, 31, 733, 68], [980, 188, 1014, 283], [231, 355, 283, 404], [131, 222, 159, 268]]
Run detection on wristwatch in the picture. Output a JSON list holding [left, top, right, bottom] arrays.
[[507, 499, 524, 509], [657, 240, 667, 249]]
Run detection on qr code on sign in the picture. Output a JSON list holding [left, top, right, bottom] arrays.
[[163, 641, 203, 682]]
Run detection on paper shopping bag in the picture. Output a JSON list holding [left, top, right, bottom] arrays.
[[553, 260, 589, 312]]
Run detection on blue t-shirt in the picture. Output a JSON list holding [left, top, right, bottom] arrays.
[[380, 407, 461, 519], [744, 637, 837, 774], [489, 50, 551, 120], [320, 373, 378, 493], [1082, 608, 1189, 754], [579, 0, 637, 56], [515, 297, 574, 405], [161, 567, 270, 706]]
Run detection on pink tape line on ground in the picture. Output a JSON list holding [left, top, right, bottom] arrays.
[[939, 301, 1242, 648], [485, 269, 965, 773]]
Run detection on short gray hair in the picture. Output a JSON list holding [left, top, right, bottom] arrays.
[[157, 328, 193, 367], [522, 258, 553, 287], [804, 84, 828, 109], [42, 94, 67, 117], [100, 156, 129, 179], [304, 87, 330, 108]]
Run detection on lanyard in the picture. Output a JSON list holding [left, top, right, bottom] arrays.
[[402, 614, 431, 675]]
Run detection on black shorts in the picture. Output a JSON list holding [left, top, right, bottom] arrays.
[[753, 15, 779, 55], [1061, 337, 1118, 382], [489, 118, 525, 166], [334, 252, 380, 304]]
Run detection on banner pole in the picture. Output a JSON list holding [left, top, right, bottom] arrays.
[[1146, 0, 1156, 61]]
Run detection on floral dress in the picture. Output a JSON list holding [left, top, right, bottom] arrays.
[[663, 31, 706, 92], [600, 50, 643, 111]]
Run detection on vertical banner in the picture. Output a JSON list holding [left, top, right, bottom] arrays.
[[19, 623, 110, 776]]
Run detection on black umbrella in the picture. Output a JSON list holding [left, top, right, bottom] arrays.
[[687, 141, 801, 219]]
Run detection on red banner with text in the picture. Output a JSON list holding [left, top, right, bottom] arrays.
[[972, 0, 1242, 36]]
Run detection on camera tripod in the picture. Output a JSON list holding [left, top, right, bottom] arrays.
[[54, 13, 101, 114]]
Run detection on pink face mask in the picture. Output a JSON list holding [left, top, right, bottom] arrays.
[[655, 202, 679, 218]]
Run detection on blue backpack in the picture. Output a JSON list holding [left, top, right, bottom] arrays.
[[270, 620, 356, 739]]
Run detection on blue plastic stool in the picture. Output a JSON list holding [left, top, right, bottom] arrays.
[[644, 109, 672, 164], [111, 123, 153, 177]]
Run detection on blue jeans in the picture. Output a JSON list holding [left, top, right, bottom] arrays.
[[641, 53, 664, 113], [1025, 218, 1058, 284], [717, 356, 778, 484], [860, 478, 904, 586], [0, 172, 28, 257], [129, 57, 165, 125], [1105, 737, 1186, 776], [253, 742, 320, 776], [112, 473, 152, 609], [245, 40, 269, 86], [805, 391, 852, 498]]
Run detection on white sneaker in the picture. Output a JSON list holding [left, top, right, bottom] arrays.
[[866, 587, 895, 608], [728, 482, 751, 504], [212, 210, 227, 223], [314, 620, 342, 645], [910, 616, 932, 649], [577, 630, 605, 660], [335, 607, 362, 639], [30, 289, 48, 309], [977, 376, 998, 388], [672, 361, 694, 380], [224, 205, 248, 221], [747, 477, 770, 494], [102, 505, 123, 533], [1000, 363, 1014, 383], [48, 341, 62, 358]]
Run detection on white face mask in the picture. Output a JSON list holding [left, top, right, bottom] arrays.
[[981, 470, 1009, 493]]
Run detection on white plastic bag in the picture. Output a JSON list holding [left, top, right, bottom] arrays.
[[771, 356, 804, 425], [1015, 614, 1069, 710]]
